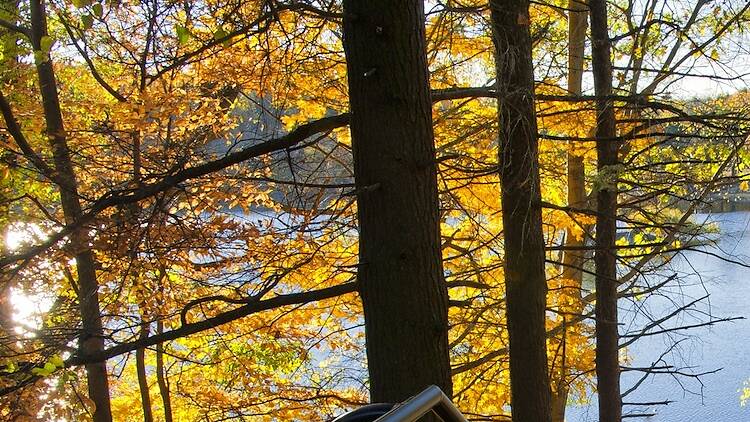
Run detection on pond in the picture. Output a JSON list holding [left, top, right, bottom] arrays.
[[567, 212, 750, 421]]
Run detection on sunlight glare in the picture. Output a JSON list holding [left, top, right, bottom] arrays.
[[5, 223, 55, 333]]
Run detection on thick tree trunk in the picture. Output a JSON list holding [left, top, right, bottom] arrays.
[[155, 320, 174, 422], [490, 1, 552, 421], [28, 1, 112, 420], [590, 0, 622, 421], [341, 0, 453, 403], [553, 2, 588, 421], [136, 321, 154, 422]]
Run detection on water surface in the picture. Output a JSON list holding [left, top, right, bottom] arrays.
[[567, 212, 750, 422]]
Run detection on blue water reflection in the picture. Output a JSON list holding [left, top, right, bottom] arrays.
[[566, 212, 750, 422]]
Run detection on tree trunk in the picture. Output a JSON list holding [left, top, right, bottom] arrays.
[[562, 0, 587, 289], [341, 0, 453, 403], [553, 1, 588, 420], [155, 320, 173, 422], [550, 323, 569, 422], [0, 0, 18, 69], [136, 321, 154, 422], [490, 1, 552, 421], [28, 1, 112, 420], [0, 0, 19, 335], [590, 0, 622, 420], [0, 0, 18, 81]]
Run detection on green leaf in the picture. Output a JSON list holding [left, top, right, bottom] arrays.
[[81, 14, 94, 29], [175, 25, 189, 45], [213, 27, 228, 42], [40, 35, 54, 54], [92, 3, 103, 17], [31, 365, 53, 377], [33, 50, 48, 65], [213, 27, 232, 47], [2, 361, 17, 373], [49, 355, 65, 368]]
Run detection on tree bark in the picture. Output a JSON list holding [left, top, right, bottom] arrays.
[[136, 321, 154, 422], [490, 1, 552, 421], [155, 320, 173, 422], [0, 0, 18, 65], [553, 1, 588, 420], [0, 0, 19, 335], [0, 0, 18, 79], [341, 0, 453, 404], [28, 1, 112, 420], [562, 0, 588, 289], [589, 0, 622, 420]]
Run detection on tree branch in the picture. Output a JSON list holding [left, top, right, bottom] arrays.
[[66, 281, 357, 367], [0, 113, 350, 268], [0, 17, 29, 37], [0, 90, 60, 182]]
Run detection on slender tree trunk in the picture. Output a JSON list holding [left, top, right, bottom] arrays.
[[155, 320, 173, 422], [550, 315, 569, 422], [341, 0, 453, 403], [0, 0, 19, 335], [590, 0, 622, 421], [0, 0, 18, 79], [136, 320, 154, 422], [490, 1, 551, 421], [562, 0, 587, 288], [553, 2, 588, 420], [28, 1, 112, 420]]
